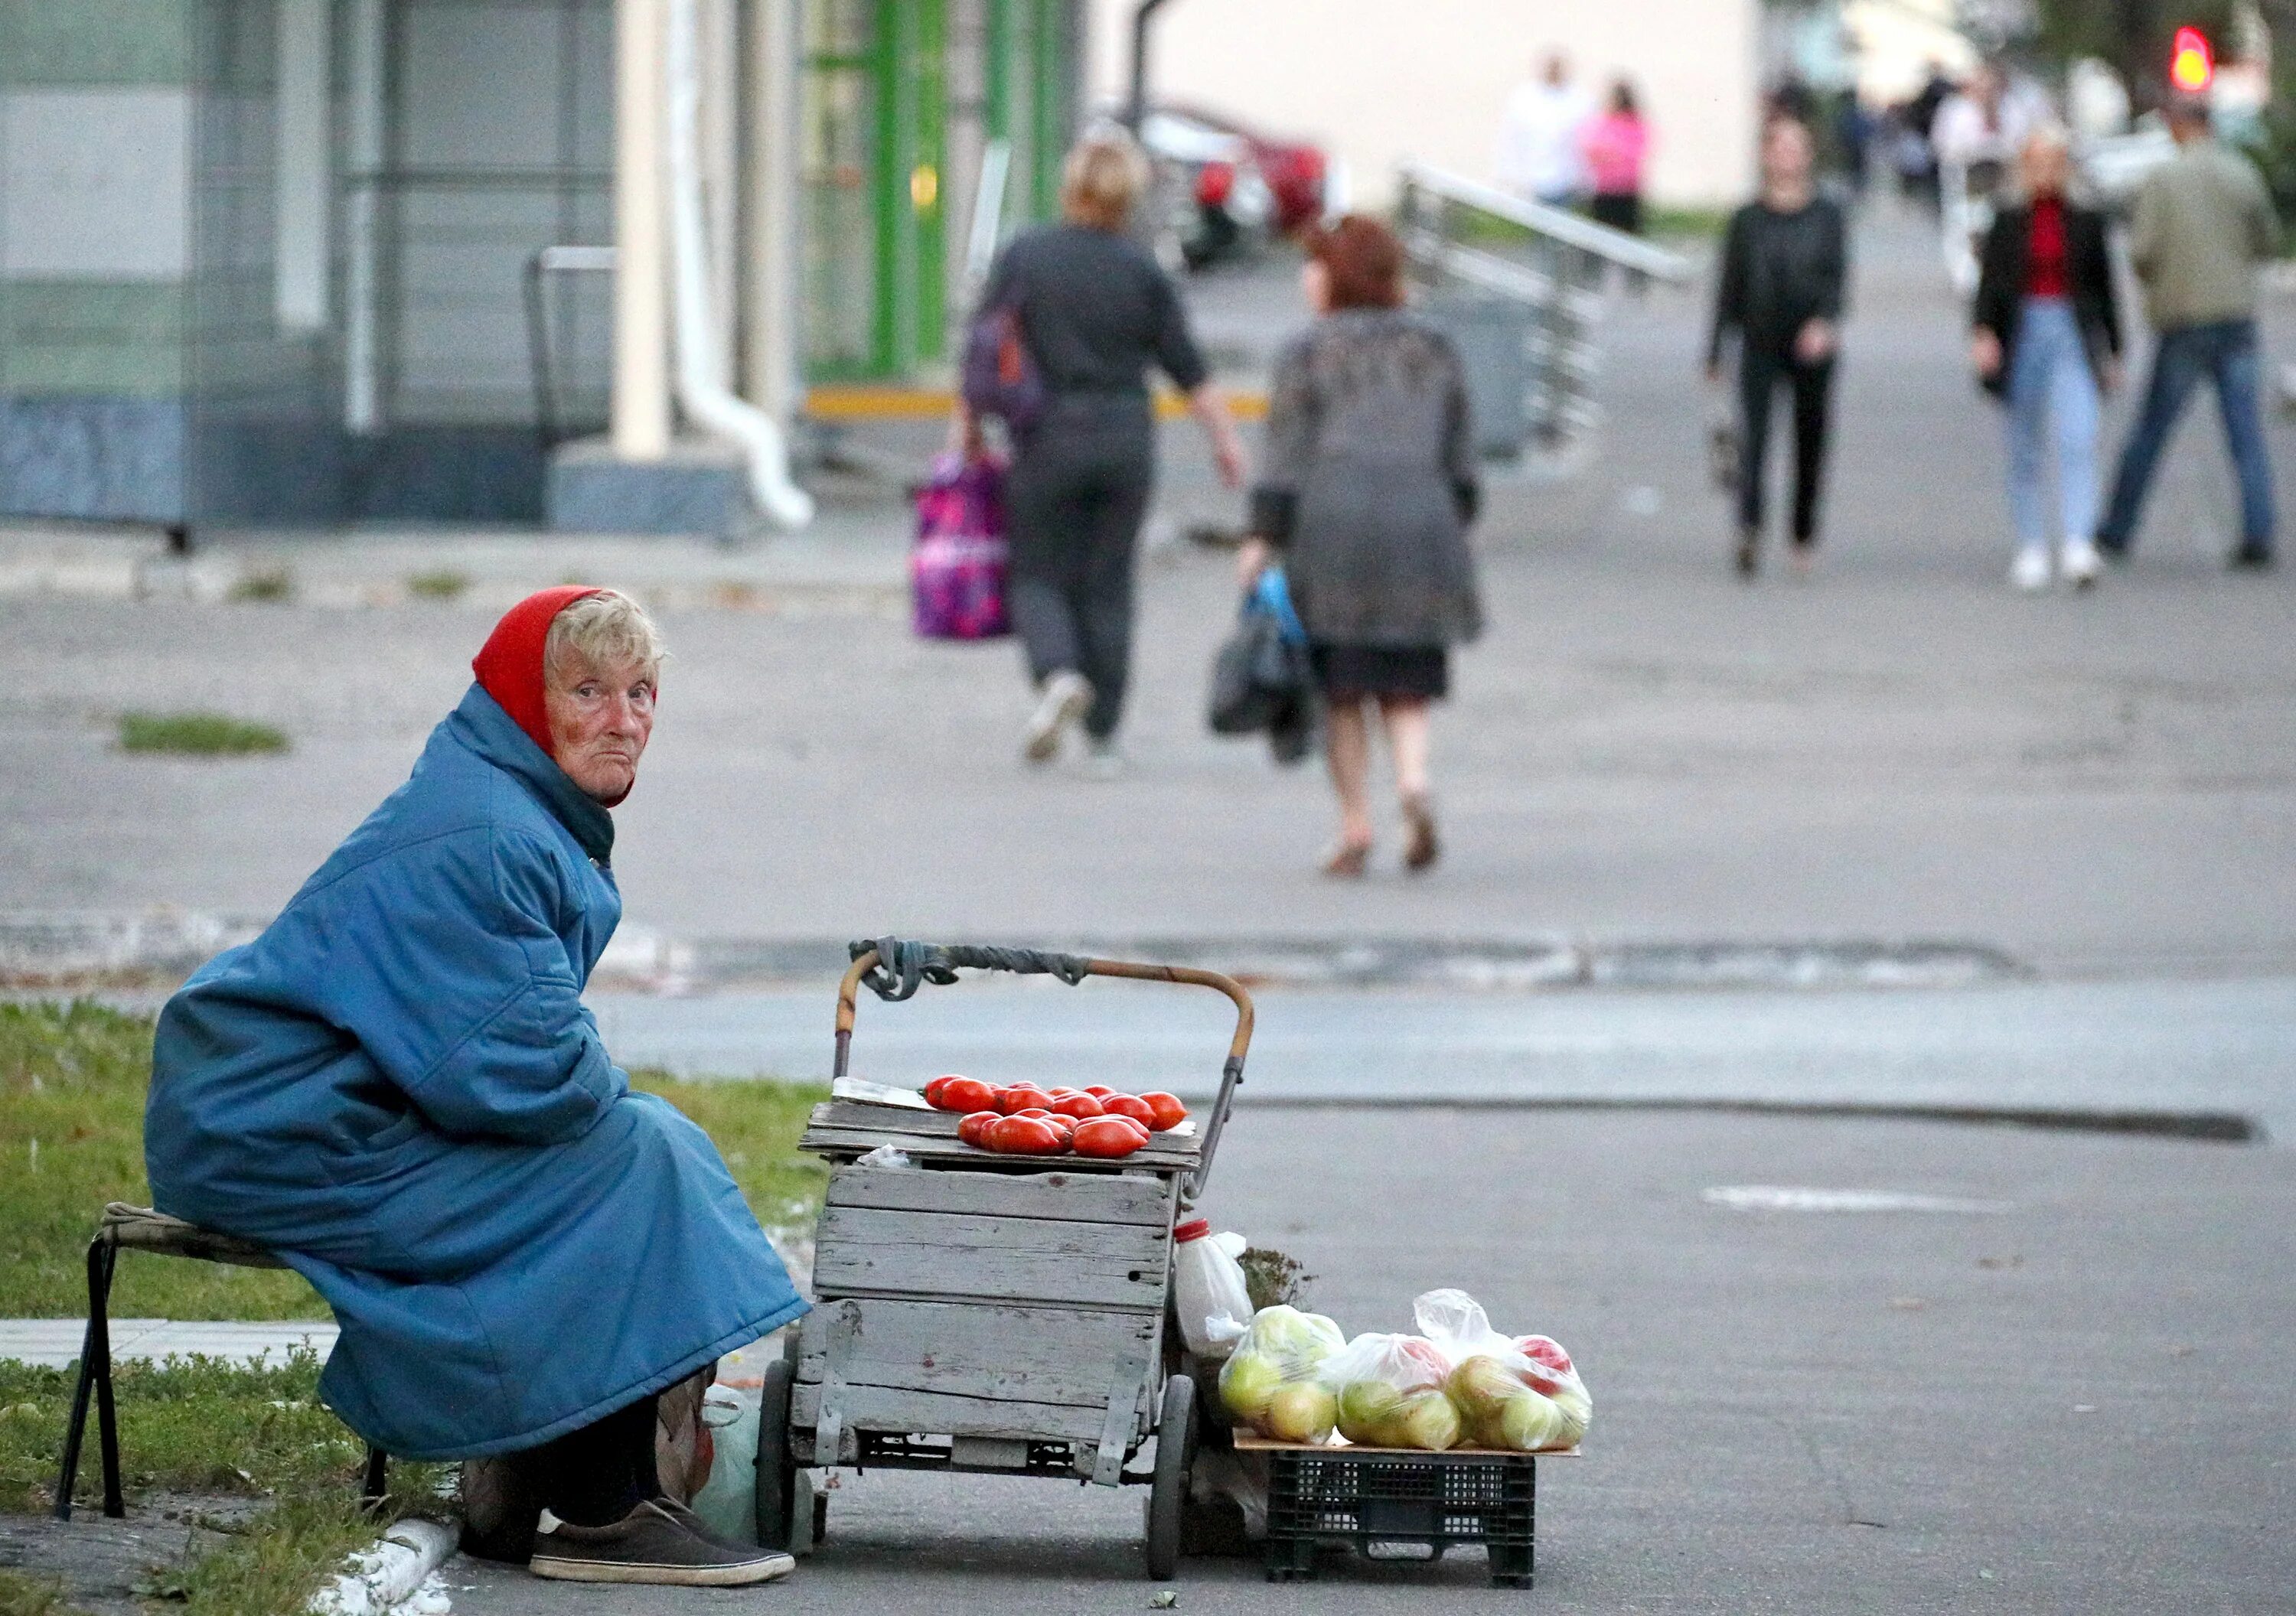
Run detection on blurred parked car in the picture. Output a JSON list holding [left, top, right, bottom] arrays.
[[1137, 103, 1332, 272]]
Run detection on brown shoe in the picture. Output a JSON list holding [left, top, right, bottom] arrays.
[[1401, 793, 1440, 873], [528, 1497, 794, 1586]]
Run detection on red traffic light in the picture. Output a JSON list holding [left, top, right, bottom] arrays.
[[2170, 26, 2214, 93]]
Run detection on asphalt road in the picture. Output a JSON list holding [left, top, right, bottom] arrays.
[[447, 1106, 2296, 1614]]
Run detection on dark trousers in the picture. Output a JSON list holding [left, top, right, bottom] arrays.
[[1005, 408, 1155, 740], [516, 1393, 657, 1526], [2097, 318, 2276, 556], [1737, 340, 1836, 544]]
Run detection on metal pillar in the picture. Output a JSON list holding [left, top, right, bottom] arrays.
[[613, 0, 673, 457]]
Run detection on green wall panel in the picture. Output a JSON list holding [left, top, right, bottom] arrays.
[[0, 0, 191, 86], [0, 281, 187, 394]]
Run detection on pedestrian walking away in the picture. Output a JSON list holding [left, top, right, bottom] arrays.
[[2094, 93, 2279, 571], [1237, 217, 1484, 877], [1497, 49, 1594, 210], [1970, 125, 2122, 592], [1707, 112, 1850, 578], [956, 130, 1246, 775], [142, 588, 804, 1588], [1583, 78, 1650, 240]]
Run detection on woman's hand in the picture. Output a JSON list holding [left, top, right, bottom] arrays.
[[1236, 536, 1274, 589], [1188, 383, 1247, 490], [1970, 328, 2003, 381], [1794, 318, 1837, 365], [944, 402, 983, 461]]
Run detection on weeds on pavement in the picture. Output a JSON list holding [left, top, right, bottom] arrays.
[[226, 569, 294, 604], [116, 712, 290, 758], [405, 569, 471, 601]]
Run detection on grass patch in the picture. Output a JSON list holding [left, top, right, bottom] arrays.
[[1, 1001, 825, 1610], [0, 1569, 80, 1615], [226, 568, 293, 604], [117, 712, 289, 758], [404, 569, 469, 601]]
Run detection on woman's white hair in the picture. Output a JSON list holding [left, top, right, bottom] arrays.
[[545, 589, 666, 686]]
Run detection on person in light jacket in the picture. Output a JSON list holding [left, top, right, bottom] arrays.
[[1238, 217, 1483, 876], [1971, 125, 2123, 591]]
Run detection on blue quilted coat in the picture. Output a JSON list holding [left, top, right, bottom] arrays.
[[145, 684, 806, 1459]]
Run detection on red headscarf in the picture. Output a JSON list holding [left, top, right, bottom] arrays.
[[471, 586, 602, 758]]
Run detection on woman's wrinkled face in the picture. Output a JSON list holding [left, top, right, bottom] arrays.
[[545, 656, 656, 805]]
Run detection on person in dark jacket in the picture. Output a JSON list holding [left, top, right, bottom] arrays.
[[961, 131, 1244, 775], [145, 589, 804, 1588], [1707, 113, 1850, 577], [1971, 125, 2122, 590], [1237, 217, 1482, 876]]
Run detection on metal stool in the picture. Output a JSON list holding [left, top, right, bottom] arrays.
[[52, 1203, 386, 1520]]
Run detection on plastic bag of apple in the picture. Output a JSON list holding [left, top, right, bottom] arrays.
[[1218, 1289, 1590, 1453], [921, 1074, 1189, 1159]]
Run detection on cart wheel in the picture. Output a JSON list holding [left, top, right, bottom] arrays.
[[1144, 1374, 1196, 1580], [755, 1359, 797, 1551]]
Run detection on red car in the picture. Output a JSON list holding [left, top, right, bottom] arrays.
[[1138, 102, 1331, 269]]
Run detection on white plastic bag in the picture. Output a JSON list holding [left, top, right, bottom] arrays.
[[1318, 1332, 1462, 1450], [1411, 1288, 1591, 1451], [1172, 1223, 1254, 1361], [687, 1386, 759, 1544], [1216, 1305, 1345, 1442]]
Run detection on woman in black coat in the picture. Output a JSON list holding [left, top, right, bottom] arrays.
[[1969, 125, 2122, 591]]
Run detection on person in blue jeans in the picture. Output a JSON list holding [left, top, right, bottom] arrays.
[[2095, 96, 2278, 570], [1971, 126, 2122, 590]]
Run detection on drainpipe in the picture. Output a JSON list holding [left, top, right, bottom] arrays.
[[1126, 0, 1175, 131], [612, 0, 673, 458], [666, 0, 814, 528]]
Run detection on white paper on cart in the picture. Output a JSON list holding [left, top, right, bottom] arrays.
[[830, 1077, 934, 1109]]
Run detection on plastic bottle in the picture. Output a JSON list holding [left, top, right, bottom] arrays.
[[1172, 1218, 1254, 1361]]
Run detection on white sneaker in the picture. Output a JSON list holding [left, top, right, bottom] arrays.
[[2060, 539, 2102, 590], [1079, 739, 1127, 780], [2011, 548, 2051, 592], [1022, 670, 1093, 764]]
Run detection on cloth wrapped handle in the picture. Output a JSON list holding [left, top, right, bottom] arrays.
[[849, 937, 1091, 1002]]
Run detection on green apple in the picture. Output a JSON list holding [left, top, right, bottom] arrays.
[[1495, 1390, 1564, 1451], [1219, 1351, 1283, 1422], [1336, 1380, 1403, 1445], [1446, 1354, 1524, 1422], [1394, 1390, 1463, 1451], [1264, 1382, 1339, 1444], [1548, 1386, 1590, 1446]]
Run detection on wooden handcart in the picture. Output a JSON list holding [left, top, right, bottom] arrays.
[[755, 939, 1253, 1579]]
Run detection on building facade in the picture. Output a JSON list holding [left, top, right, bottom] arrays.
[[0, 0, 1085, 532]]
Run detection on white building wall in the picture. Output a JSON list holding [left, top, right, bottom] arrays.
[[1088, 0, 1761, 207]]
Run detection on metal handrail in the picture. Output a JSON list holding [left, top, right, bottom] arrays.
[[523, 245, 616, 450], [1395, 159, 1694, 282]]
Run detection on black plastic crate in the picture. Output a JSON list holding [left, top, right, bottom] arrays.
[[1264, 1446, 1538, 1588]]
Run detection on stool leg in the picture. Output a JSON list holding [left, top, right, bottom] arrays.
[[90, 1243, 124, 1518], [362, 1445, 390, 1510], [54, 1240, 120, 1521]]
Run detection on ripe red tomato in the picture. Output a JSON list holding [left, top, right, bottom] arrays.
[[1071, 1116, 1146, 1158], [1109, 1116, 1151, 1144], [938, 1077, 996, 1113], [956, 1110, 1001, 1148], [988, 1115, 1066, 1155], [1083, 1085, 1114, 1098], [1044, 1113, 1077, 1144], [1049, 1092, 1104, 1120], [1139, 1091, 1188, 1130], [1100, 1093, 1154, 1128], [923, 1076, 954, 1108], [996, 1086, 1054, 1115]]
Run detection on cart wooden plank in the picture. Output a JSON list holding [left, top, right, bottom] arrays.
[[791, 1381, 1133, 1451], [799, 1100, 1202, 1173], [812, 1204, 1171, 1311], [826, 1162, 1176, 1226], [795, 1297, 1159, 1410], [1231, 1431, 1583, 1458]]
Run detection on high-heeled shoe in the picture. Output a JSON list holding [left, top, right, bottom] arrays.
[[1401, 793, 1439, 872]]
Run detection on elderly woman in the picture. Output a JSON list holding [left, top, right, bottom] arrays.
[[143, 588, 804, 1588], [1971, 124, 2121, 591], [1238, 216, 1483, 875], [962, 129, 1244, 774]]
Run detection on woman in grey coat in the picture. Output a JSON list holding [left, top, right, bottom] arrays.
[[1238, 217, 1483, 875]]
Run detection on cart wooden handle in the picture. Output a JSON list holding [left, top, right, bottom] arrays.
[[834, 940, 1254, 1206]]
